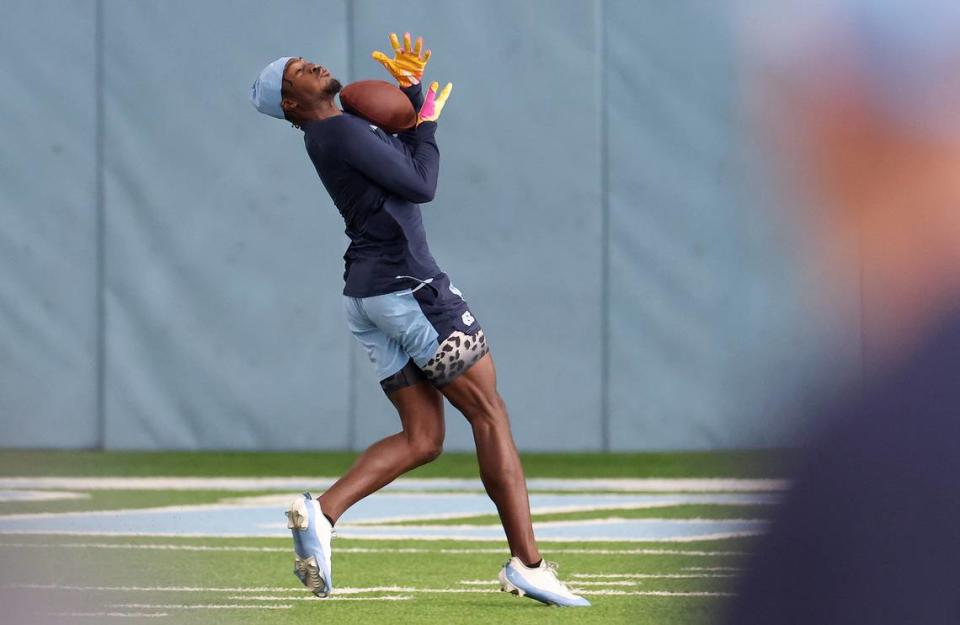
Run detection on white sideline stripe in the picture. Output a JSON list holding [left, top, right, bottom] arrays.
[[570, 578, 732, 585], [252, 500, 778, 525], [0, 476, 788, 492], [10, 584, 305, 593], [570, 573, 736, 579], [8, 583, 435, 595], [0, 490, 90, 502], [332, 517, 763, 531], [681, 566, 742, 572], [6, 583, 731, 598], [580, 590, 734, 597], [0, 542, 745, 556], [110, 603, 292, 610], [323, 530, 764, 543], [461, 576, 733, 586], [230, 595, 413, 602], [48, 612, 168, 618], [0, 529, 763, 542], [0, 542, 289, 552]]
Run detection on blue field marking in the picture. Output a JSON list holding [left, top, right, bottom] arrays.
[[0, 477, 788, 493], [337, 519, 768, 542], [0, 492, 773, 541]]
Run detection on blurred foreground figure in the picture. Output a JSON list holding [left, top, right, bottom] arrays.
[[729, 1, 960, 623]]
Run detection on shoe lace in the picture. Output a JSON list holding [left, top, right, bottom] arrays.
[[543, 560, 578, 593]]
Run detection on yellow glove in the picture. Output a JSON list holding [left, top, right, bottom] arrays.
[[417, 81, 453, 125], [371, 32, 431, 87]]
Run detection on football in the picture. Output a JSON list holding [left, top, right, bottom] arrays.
[[339, 80, 417, 134]]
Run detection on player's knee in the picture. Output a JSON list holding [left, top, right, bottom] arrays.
[[462, 393, 508, 430], [409, 433, 444, 465]]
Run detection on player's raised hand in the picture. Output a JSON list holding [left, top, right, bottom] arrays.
[[371, 32, 431, 87], [417, 81, 453, 125]]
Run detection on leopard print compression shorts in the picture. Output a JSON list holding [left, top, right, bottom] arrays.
[[421, 329, 490, 387]]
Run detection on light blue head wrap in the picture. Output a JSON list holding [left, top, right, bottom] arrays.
[[250, 56, 294, 119]]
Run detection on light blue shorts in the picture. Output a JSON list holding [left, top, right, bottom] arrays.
[[344, 273, 486, 385], [343, 289, 442, 382]]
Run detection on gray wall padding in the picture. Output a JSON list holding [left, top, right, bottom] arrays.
[[0, 1, 99, 447], [100, 1, 352, 448], [0, 0, 853, 450]]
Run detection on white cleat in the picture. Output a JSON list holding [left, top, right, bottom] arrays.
[[285, 492, 334, 597], [499, 557, 591, 607]]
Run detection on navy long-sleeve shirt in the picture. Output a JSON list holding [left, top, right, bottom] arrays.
[[302, 84, 444, 297]]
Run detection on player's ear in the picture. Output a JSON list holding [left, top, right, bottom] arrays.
[[281, 98, 298, 116]]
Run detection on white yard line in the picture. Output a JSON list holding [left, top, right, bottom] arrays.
[[339, 517, 762, 530], [6, 582, 732, 598], [0, 528, 763, 542], [338, 504, 772, 526], [325, 529, 764, 543], [109, 603, 292, 610], [0, 477, 787, 492], [229, 595, 414, 601], [681, 566, 743, 572], [7, 583, 451, 595], [461, 575, 733, 586], [0, 542, 745, 556], [570, 572, 736, 579], [579, 590, 734, 597], [0, 542, 289, 552], [0, 490, 89, 502], [48, 612, 168, 618], [10, 584, 304, 593]]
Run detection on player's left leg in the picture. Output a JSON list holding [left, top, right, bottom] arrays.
[[436, 351, 590, 608], [434, 353, 537, 560]]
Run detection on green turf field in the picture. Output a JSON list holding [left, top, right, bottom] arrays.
[[0, 450, 783, 624]]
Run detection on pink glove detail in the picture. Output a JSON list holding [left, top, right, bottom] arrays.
[[419, 86, 437, 121], [417, 81, 452, 125]]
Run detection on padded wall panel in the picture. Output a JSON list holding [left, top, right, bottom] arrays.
[[101, 0, 353, 448], [0, 0, 99, 447]]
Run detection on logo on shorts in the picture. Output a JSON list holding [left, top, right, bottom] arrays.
[[462, 311, 475, 326]]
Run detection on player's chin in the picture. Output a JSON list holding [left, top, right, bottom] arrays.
[[323, 78, 343, 97]]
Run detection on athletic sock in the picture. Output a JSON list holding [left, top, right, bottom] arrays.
[[323, 513, 335, 528], [523, 559, 542, 569]]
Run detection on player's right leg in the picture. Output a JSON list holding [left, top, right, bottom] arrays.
[[286, 297, 445, 597], [317, 371, 444, 522], [286, 491, 334, 597]]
